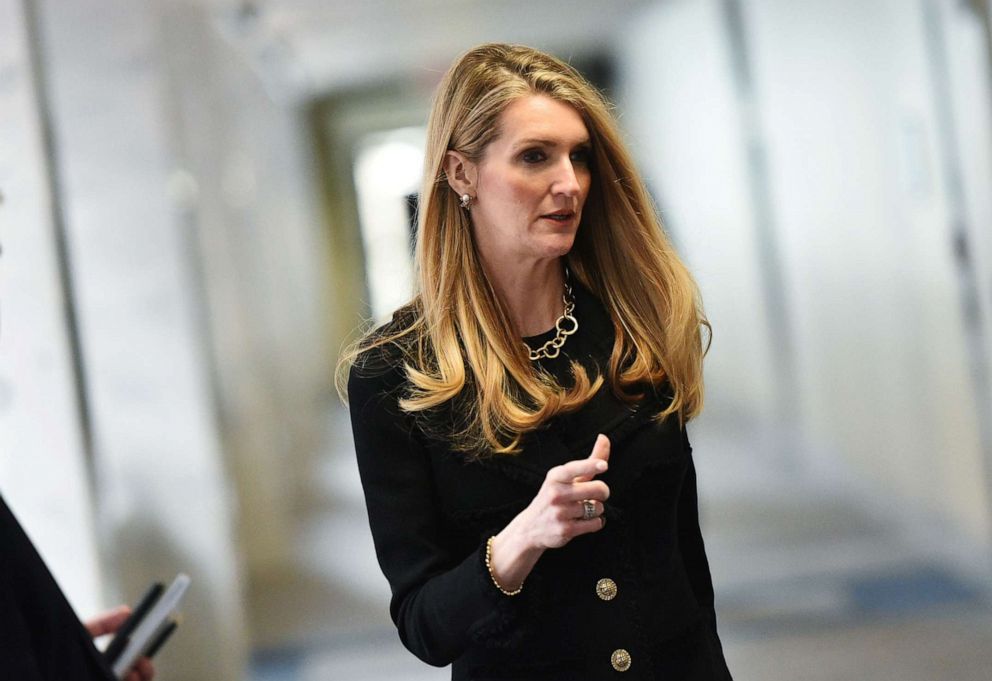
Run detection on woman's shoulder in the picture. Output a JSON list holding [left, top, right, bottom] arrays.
[[347, 304, 420, 401]]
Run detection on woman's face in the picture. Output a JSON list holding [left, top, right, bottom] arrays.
[[468, 94, 592, 267]]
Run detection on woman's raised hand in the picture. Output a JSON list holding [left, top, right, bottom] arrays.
[[487, 435, 611, 592], [525, 433, 611, 548]]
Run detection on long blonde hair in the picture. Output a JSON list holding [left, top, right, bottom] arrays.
[[339, 43, 709, 455]]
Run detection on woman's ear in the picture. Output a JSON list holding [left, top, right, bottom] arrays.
[[443, 150, 477, 197]]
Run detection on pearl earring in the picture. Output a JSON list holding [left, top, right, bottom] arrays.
[[459, 193, 472, 210]]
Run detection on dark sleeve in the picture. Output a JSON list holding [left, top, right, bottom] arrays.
[[348, 365, 525, 667], [0, 494, 116, 681], [676, 427, 721, 635]]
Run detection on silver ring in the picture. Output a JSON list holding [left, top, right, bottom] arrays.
[[581, 499, 596, 521]]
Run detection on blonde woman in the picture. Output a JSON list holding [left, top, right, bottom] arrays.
[[343, 44, 732, 680]]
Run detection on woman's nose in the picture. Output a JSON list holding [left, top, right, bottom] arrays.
[[552, 158, 582, 197]]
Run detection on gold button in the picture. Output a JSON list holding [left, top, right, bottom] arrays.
[[596, 578, 618, 601], [611, 648, 632, 672]]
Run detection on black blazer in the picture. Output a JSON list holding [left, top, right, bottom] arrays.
[[348, 286, 732, 680], [0, 493, 115, 681]]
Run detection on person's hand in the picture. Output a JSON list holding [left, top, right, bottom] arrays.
[[85, 605, 156, 681], [521, 432, 611, 549], [488, 434, 611, 591]]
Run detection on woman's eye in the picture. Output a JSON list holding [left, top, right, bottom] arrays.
[[571, 147, 592, 164], [522, 149, 546, 164]]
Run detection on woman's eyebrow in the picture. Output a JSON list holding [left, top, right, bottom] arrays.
[[513, 137, 592, 149]]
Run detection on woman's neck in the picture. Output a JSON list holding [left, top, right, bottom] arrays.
[[481, 256, 565, 337]]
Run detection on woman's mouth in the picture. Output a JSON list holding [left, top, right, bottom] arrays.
[[541, 210, 577, 223]]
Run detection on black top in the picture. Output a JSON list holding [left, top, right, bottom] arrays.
[[348, 284, 732, 680], [0, 493, 116, 681]]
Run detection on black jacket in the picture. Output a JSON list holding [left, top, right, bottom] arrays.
[[348, 285, 732, 680], [0, 493, 115, 681]]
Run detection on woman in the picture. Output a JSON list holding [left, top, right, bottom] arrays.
[[343, 43, 731, 680]]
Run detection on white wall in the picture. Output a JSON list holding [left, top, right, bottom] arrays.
[[23, 0, 248, 677], [745, 0, 990, 564], [158, 0, 335, 581], [0, 0, 104, 618], [618, 0, 992, 574], [619, 0, 781, 463]]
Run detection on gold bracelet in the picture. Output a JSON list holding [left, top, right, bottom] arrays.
[[485, 535, 523, 596]]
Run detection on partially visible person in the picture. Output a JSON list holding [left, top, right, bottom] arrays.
[[0, 492, 155, 681], [84, 608, 156, 681]]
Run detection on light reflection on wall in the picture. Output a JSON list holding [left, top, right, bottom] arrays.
[[353, 126, 425, 323]]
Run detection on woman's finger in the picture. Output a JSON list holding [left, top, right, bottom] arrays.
[[549, 457, 607, 484], [560, 480, 610, 504], [133, 657, 155, 681], [570, 435, 612, 482], [570, 499, 603, 520], [589, 434, 611, 463], [84, 605, 131, 638], [570, 516, 607, 537]]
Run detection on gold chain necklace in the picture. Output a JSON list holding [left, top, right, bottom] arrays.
[[524, 279, 578, 361]]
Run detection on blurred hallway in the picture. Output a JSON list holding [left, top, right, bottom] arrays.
[[3, 0, 992, 678]]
